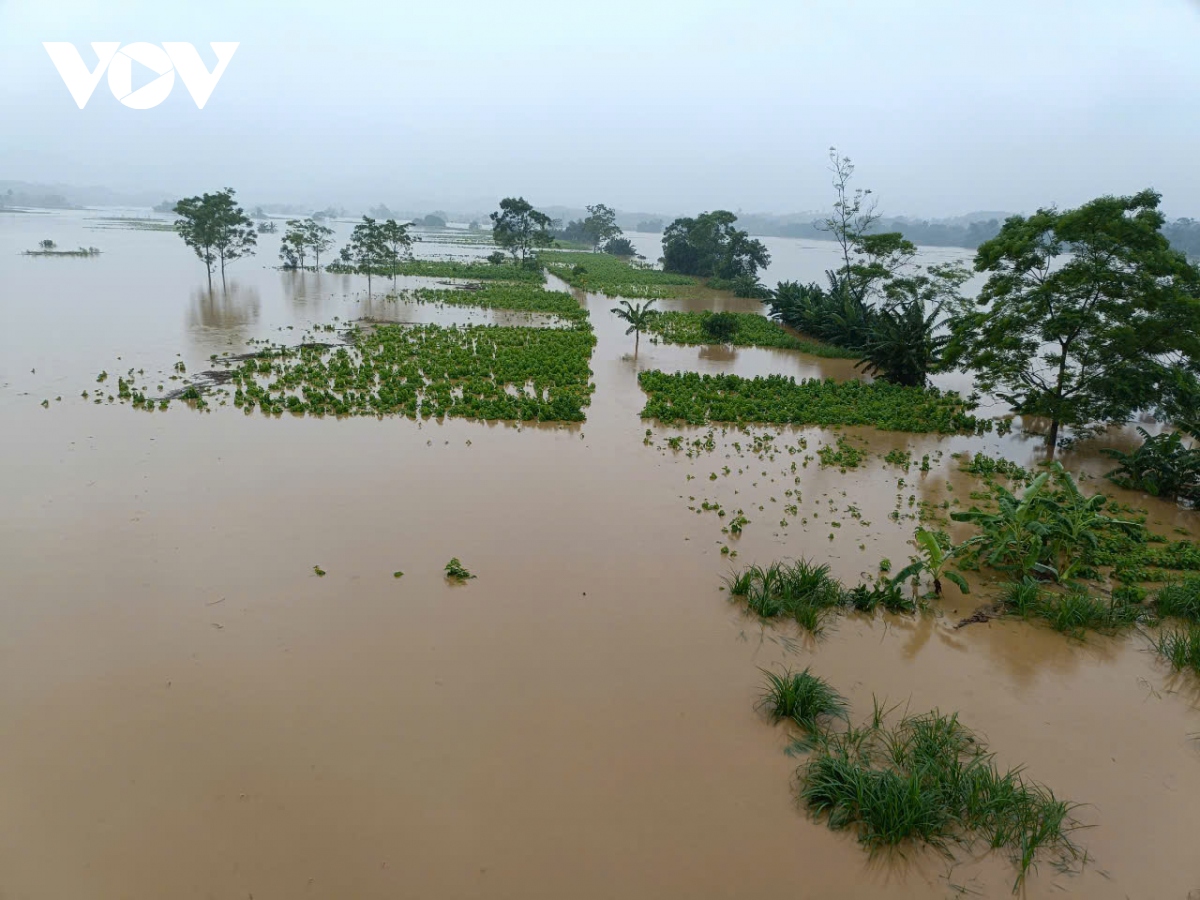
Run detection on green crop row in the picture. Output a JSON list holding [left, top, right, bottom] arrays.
[[637, 371, 985, 433], [228, 322, 596, 421]]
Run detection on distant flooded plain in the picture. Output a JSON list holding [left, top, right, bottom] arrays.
[[1, 210, 1197, 899]]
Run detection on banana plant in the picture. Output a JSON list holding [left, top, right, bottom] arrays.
[[892, 528, 970, 598], [611, 298, 658, 357]]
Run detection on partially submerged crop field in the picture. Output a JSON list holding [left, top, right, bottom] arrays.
[[3, 214, 1199, 900]]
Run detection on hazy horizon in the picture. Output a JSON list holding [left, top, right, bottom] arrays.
[[3, 0, 1200, 219]]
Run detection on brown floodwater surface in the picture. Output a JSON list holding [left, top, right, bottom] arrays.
[[0, 211, 1198, 899]]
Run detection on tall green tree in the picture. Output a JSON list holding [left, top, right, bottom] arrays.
[[379, 218, 415, 287], [174, 188, 256, 289], [490, 197, 554, 264], [348, 216, 388, 296], [582, 203, 622, 251], [280, 219, 308, 269], [944, 190, 1200, 452], [304, 219, 335, 268], [661, 210, 770, 280], [611, 298, 658, 357]]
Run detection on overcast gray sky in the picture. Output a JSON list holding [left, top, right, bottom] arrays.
[[2, 0, 1199, 217]]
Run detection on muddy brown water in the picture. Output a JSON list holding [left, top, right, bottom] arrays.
[[1, 210, 1198, 899]]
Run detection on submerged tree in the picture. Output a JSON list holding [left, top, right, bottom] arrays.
[[174, 188, 256, 289], [490, 197, 554, 264], [944, 189, 1200, 452], [280, 219, 309, 269], [661, 210, 770, 280], [304, 219, 335, 268], [379, 218, 415, 287], [611, 298, 658, 357], [348, 216, 388, 296]]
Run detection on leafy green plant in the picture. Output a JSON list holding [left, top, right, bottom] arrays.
[[892, 528, 970, 597], [953, 464, 1138, 584], [444, 558, 475, 580], [1103, 427, 1199, 502]]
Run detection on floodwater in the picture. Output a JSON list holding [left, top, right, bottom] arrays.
[[0, 209, 1198, 899]]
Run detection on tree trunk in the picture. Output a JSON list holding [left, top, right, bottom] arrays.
[[634, 329, 640, 358], [219, 253, 227, 290], [1046, 419, 1060, 458]]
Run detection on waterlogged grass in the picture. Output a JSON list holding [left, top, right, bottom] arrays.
[[638, 371, 985, 434], [405, 284, 585, 321], [795, 703, 1081, 891], [540, 250, 700, 298], [725, 560, 924, 633], [645, 310, 860, 358], [1155, 576, 1200, 622], [225, 321, 596, 421], [725, 559, 847, 634], [758, 668, 847, 731], [1154, 625, 1200, 674], [817, 436, 868, 470]]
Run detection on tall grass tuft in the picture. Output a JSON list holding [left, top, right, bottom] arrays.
[[1154, 625, 1200, 674], [999, 580, 1144, 638], [758, 668, 847, 730], [1155, 576, 1200, 623], [797, 708, 1081, 892], [725, 559, 846, 634]]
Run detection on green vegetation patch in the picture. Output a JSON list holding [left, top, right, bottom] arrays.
[[638, 371, 984, 434], [387, 259, 544, 282], [228, 321, 596, 421], [407, 283, 585, 321], [645, 310, 860, 358], [795, 699, 1081, 891], [540, 250, 700, 298]]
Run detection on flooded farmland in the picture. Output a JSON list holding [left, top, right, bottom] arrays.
[[1, 209, 1198, 900]]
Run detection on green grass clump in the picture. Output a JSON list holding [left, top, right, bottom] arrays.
[[407, 283, 586, 322], [1154, 625, 1200, 674], [798, 707, 1081, 891], [638, 371, 984, 434], [758, 668, 847, 730], [645, 310, 859, 358], [1154, 577, 1200, 622], [725, 559, 846, 634], [540, 250, 700, 298], [998, 578, 1146, 637], [228, 320, 596, 421], [444, 558, 475, 580]]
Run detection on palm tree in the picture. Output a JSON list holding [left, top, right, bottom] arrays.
[[611, 298, 658, 357]]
